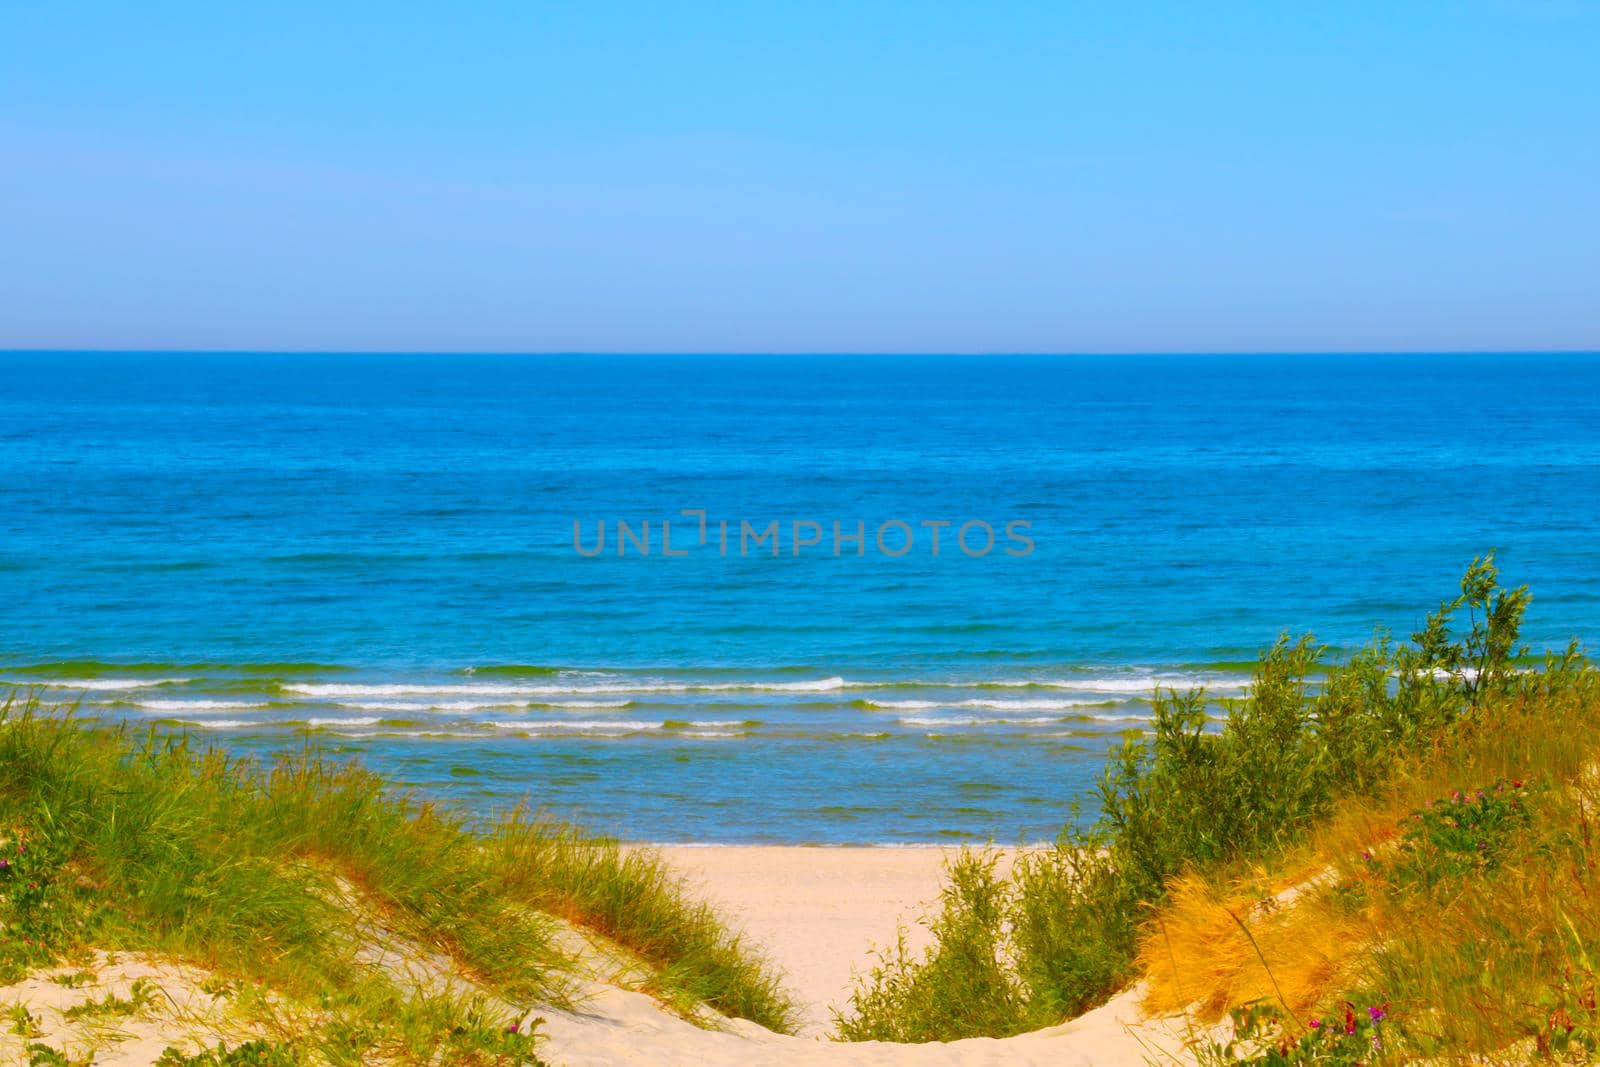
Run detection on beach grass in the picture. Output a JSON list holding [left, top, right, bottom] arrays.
[[0, 699, 795, 1063], [837, 552, 1600, 1057], [1176, 661, 1600, 1063], [6, 551, 1594, 1063]]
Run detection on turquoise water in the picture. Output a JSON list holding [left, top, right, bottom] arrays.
[[2, 352, 1597, 842]]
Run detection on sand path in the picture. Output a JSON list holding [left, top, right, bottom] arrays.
[[533, 846, 1201, 1066], [657, 846, 966, 1033]]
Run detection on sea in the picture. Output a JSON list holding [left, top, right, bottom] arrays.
[[1, 352, 1597, 843]]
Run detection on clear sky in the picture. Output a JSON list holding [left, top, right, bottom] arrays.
[[3, 2, 1598, 353]]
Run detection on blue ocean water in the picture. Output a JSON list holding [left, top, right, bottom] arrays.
[[1, 352, 1597, 843]]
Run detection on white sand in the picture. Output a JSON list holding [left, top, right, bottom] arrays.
[[530, 845, 1206, 1066], [657, 846, 970, 1033], [4, 847, 1206, 1065]]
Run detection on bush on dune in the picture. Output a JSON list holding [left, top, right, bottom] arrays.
[[1183, 667, 1600, 1063], [836, 552, 1596, 1052]]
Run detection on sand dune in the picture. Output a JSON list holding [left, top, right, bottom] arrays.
[[1, 847, 1203, 1065], [532, 846, 1203, 1066], [533, 974, 1198, 1066]]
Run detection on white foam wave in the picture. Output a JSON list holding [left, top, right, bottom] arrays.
[[285, 677, 847, 698], [534, 700, 633, 709], [957, 698, 1114, 710], [865, 697, 1119, 712], [135, 700, 269, 712], [307, 716, 381, 727], [333, 729, 480, 739], [28, 678, 191, 691], [334, 700, 525, 713], [177, 719, 261, 729], [898, 715, 1062, 727], [1027, 676, 1248, 693], [483, 719, 664, 732]]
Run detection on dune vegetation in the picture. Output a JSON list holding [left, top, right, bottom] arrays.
[[838, 553, 1600, 1062], [0, 700, 794, 1065], [6, 551, 1596, 1064]]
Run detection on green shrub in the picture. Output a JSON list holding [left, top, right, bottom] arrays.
[[837, 553, 1568, 1042], [156, 1040, 302, 1066], [835, 851, 1023, 1041], [1387, 780, 1531, 892], [1201, 1002, 1391, 1065]]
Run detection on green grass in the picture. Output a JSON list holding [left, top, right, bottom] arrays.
[[0, 701, 796, 1063], [487, 819, 791, 1025], [835, 552, 1595, 1044], [1183, 664, 1600, 1063], [835, 850, 1023, 1042]]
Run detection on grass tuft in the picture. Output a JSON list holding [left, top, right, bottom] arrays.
[[0, 701, 797, 1061]]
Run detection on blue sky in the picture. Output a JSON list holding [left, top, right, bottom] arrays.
[[3, 2, 1598, 352]]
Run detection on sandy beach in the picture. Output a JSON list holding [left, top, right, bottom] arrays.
[[655, 846, 975, 1033], [533, 845, 1199, 1066]]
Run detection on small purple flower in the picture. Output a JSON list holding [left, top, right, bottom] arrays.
[[1361, 850, 1372, 862], [1368, 1005, 1387, 1022], [506, 1023, 519, 1034], [1309, 1018, 1321, 1029], [1452, 789, 1463, 802]]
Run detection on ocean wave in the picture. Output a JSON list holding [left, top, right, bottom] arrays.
[[898, 715, 1063, 727], [307, 716, 382, 727], [483, 719, 664, 732], [460, 664, 562, 677], [958, 698, 1120, 710], [332, 699, 632, 712], [861, 697, 1119, 711], [134, 700, 270, 712], [967, 676, 1247, 693], [0, 660, 342, 677], [177, 719, 261, 729], [263, 673, 1247, 700], [285, 676, 848, 698], [23, 677, 191, 691], [332, 729, 480, 739]]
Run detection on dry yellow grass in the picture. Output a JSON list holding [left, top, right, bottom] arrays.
[[1138, 674, 1600, 1058], [1138, 866, 1370, 1022], [1136, 716, 1532, 1027]]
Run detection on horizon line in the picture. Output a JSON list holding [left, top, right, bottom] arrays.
[[5, 348, 1600, 359]]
